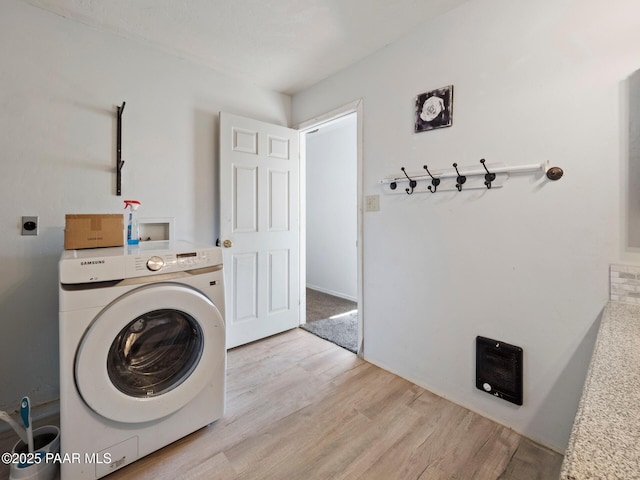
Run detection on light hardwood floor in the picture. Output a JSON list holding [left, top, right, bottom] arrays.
[[0, 328, 563, 479]]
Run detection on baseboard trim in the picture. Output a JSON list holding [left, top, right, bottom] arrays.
[[0, 399, 59, 434], [306, 284, 357, 303], [362, 356, 565, 455]]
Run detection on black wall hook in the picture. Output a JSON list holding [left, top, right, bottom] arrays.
[[480, 159, 496, 189], [401, 167, 417, 194], [423, 165, 441, 193], [453, 163, 466, 192], [116, 101, 126, 196]]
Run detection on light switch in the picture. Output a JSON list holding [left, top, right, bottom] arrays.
[[365, 195, 380, 212]]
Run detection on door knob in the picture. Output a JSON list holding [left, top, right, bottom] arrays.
[[223, 239, 232, 248]]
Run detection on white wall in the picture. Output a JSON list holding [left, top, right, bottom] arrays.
[[0, 0, 290, 411], [306, 114, 358, 300], [292, 0, 640, 451]]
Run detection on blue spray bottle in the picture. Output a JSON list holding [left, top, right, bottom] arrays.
[[124, 200, 141, 245]]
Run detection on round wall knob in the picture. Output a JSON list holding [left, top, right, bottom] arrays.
[[146, 256, 164, 271], [223, 239, 232, 248], [546, 166, 564, 180]]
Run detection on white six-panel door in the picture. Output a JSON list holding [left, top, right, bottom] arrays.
[[220, 112, 300, 348]]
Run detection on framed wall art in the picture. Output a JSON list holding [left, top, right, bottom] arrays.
[[414, 85, 453, 133]]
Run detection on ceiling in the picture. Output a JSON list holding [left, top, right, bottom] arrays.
[[24, 0, 469, 95]]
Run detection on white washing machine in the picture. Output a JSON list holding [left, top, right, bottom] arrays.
[[58, 241, 225, 479]]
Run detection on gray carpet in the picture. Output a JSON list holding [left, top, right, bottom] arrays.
[[306, 288, 356, 323], [301, 310, 358, 353]]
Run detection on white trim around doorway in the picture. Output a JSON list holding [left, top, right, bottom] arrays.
[[296, 99, 364, 357]]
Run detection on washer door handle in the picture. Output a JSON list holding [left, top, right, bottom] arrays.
[[222, 240, 232, 248]]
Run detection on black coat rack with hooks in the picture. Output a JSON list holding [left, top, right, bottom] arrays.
[[381, 160, 563, 195], [116, 101, 126, 196]]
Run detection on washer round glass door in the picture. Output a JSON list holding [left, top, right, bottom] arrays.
[[107, 308, 203, 398], [75, 282, 225, 423]]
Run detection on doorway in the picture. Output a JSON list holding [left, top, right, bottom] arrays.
[[297, 101, 363, 355]]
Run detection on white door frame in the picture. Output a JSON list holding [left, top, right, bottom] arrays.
[[296, 99, 364, 356]]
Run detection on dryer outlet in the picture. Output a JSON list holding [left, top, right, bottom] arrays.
[[22, 216, 38, 235]]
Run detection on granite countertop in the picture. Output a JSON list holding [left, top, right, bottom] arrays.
[[560, 301, 640, 480]]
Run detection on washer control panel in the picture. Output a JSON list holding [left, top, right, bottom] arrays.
[[59, 242, 223, 284], [176, 251, 199, 267], [128, 246, 223, 277]]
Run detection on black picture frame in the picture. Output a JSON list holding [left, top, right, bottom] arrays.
[[414, 85, 453, 133]]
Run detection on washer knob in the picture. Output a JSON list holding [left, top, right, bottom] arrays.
[[146, 256, 164, 271]]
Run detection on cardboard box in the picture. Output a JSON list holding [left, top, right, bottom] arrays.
[[64, 214, 124, 250]]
